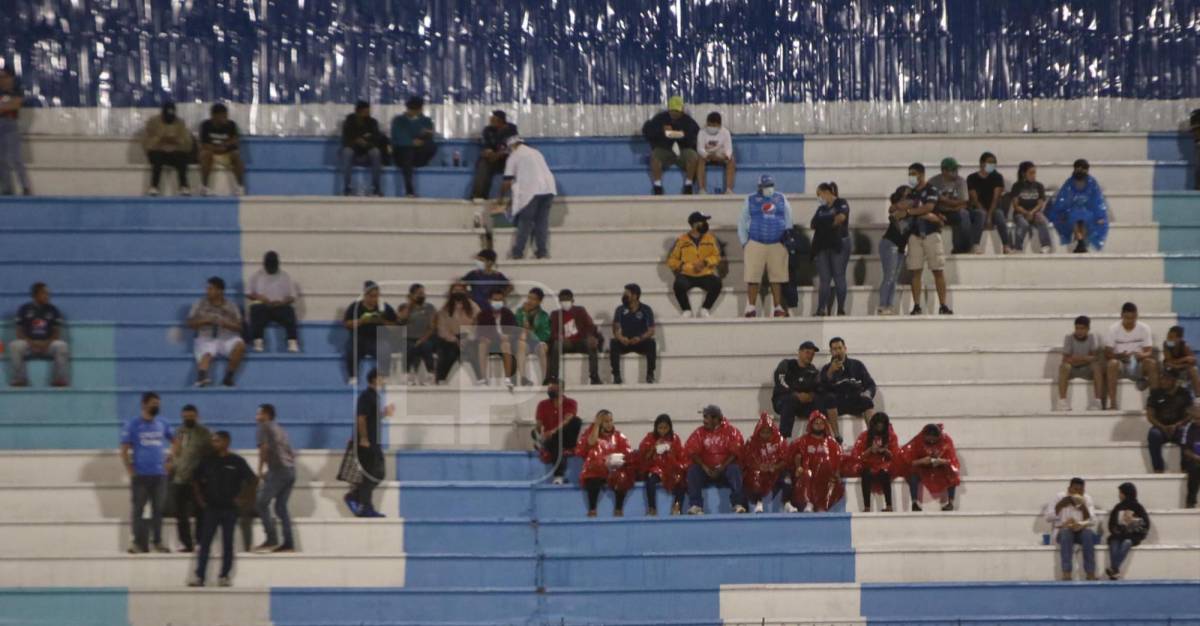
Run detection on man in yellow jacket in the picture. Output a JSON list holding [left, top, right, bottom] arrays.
[[666, 211, 723, 318]]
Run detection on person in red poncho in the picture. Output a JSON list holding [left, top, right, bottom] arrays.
[[577, 409, 637, 517], [684, 405, 748, 514], [637, 414, 687, 515], [742, 413, 789, 513], [849, 412, 900, 512], [788, 411, 844, 512], [901, 423, 960, 511]]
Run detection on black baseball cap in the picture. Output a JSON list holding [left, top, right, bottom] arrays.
[[687, 211, 711, 225], [798, 341, 820, 352]]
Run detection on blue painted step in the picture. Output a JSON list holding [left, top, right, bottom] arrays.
[[542, 548, 854, 587], [0, 387, 354, 422], [0, 418, 350, 450], [269, 587, 539, 626], [539, 587, 720, 625], [396, 450, 577, 482], [403, 553, 537, 588], [0, 322, 348, 354], [0, 588, 128, 626], [0, 230, 241, 260], [401, 519, 536, 555], [107, 355, 344, 388], [537, 515, 852, 554], [0, 261, 245, 291], [0, 197, 239, 228]]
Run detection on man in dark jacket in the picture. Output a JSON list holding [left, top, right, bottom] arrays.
[[471, 110, 519, 199], [642, 96, 700, 195], [772, 341, 822, 438], [1105, 482, 1149, 580], [188, 431, 255, 587], [340, 100, 386, 196], [819, 337, 877, 432]]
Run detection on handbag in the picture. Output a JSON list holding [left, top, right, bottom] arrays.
[[336, 439, 363, 485]]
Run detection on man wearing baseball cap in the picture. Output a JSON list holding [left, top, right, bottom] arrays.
[[683, 405, 748, 514], [666, 211, 723, 318], [471, 110, 519, 199], [497, 135, 557, 260], [771, 341, 822, 437], [738, 174, 793, 317], [928, 156, 982, 255], [641, 96, 701, 195]]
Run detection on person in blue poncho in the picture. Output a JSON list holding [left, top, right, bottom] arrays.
[[1048, 159, 1109, 253]]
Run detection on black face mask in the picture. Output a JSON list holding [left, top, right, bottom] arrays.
[[621, 295, 630, 306], [696, 222, 709, 235], [147, 406, 160, 417], [1073, 171, 1088, 181], [547, 390, 559, 400], [414, 296, 426, 305], [162, 112, 176, 124], [183, 418, 197, 428]]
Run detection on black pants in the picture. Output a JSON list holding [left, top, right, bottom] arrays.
[[673, 274, 722, 312], [585, 478, 627, 511], [148, 150, 190, 189], [541, 417, 582, 478], [610, 338, 656, 381], [433, 337, 460, 381], [172, 481, 202, 550], [346, 338, 391, 378], [773, 394, 818, 438], [645, 472, 686, 511], [405, 337, 436, 374], [249, 304, 298, 341], [395, 143, 437, 195], [1187, 459, 1200, 508], [546, 337, 600, 383], [471, 157, 506, 199], [355, 444, 386, 513], [195, 508, 237, 581], [860, 469, 893, 509]]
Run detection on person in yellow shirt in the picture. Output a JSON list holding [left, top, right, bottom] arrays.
[[666, 211, 723, 318]]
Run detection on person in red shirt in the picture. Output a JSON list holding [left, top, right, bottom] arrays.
[[637, 414, 687, 515], [533, 378, 582, 485], [577, 410, 636, 517], [849, 412, 900, 512], [546, 288, 602, 385], [789, 411, 845, 512], [901, 423, 960, 511], [684, 405, 747, 514], [742, 413, 788, 513]]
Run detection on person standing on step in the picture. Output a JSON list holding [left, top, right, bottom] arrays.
[[810, 182, 851, 316], [1010, 161, 1053, 253], [1056, 315, 1106, 412], [1181, 406, 1200, 508], [850, 412, 900, 512], [739, 174, 793, 318], [340, 101, 385, 196], [471, 110, 519, 199], [577, 410, 636, 517], [966, 152, 1010, 254], [928, 157, 982, 255], [497, 135, 556, 260], [1105, 301, 1158, 410], [390, 96, 437, 198], [546, 288, 602, 385], [246, 251, 301, 353], [0, 67, 31, 195], [902, 163, 953, 315], [638, 414, 687, 515], [197, 103, 246, 196], [142, 101, 193, 196], [169, 404, 211, 553], [343, 280, 398, 385], [788, 411, 845, 513], [1163, 325, 1200, 394], [696, 111, 735, 194], [610, 283, 657, 385], [771, 341, 822, 438], [345, 369, 393, 517], [1105, 482, 1150, 580], [876, 186, 910, 315], [642, 96, 700, 195], [818, 336, 875, 439], [1043, 477, 1100, 581], [186, 276, 245, 387], [188, 430, 255, 587], [9, 281, 70, 387], [742, 413, 789, 514], [901, 423, 960, 511], [1146, 369, 1194, 474], [667, 211, 723, 318], [399, 283, 438, 385], [684, 405, 748, 514], [1048, 159, 1109, 254], [254, 403, 296, 553], [534, 378, 582, 485], [461, 249, 512, 310], [121, 392, 173, 554]]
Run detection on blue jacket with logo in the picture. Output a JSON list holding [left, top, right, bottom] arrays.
[[738, 192, 793, 245]]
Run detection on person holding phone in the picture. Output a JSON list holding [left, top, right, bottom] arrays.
[[818, 337, 876, 437]]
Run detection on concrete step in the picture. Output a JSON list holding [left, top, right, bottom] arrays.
[[802, 132, 1154, 164], [850, 510, 1199, 548], [801, 162, 1161, 197]]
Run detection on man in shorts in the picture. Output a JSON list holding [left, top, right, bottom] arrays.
[[1056, 315, 1106, 411], [186, 276, 246, 387], [737, 174, 792, 317], [1105, 301, 1158, 410], [902, 162, 953, 315], [642, 96, 700, 195]]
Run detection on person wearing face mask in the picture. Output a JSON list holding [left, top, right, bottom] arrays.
[[534, 378, 582, 485], [1146, 369, 1194, 474], [461, 249, 512, 310], [1182, 406, 1200, 508], [1048, 158, 1109, 253], [928, 157, 982, 255], [342, 280, 399, 386], [809, 182, 851, 316], [900, 423, 960, 512], [1010, 161, 1053, 253], [1162, 325, 1200, 394], [788, 411, 844, 513], [169, 404, 211, 552], [398, 283, 438, 385], [141, 101, 194, 196], [513, 287, 551, 386], [695, 112, 735, 194], [638, 414, 687, 515], [432, 287, 478, 383], [738, 174, 793, 318], [772, 341, 822, 438], [666, 211, 723, 318], [120, 392, 174, 553], [642, 96, 701, 195], [610, 283, 657, 384], [246, 251, 300, 353], [577, 410, 636, 517], [340, 100, 385, 197], [876, 186, 910, 315], [546, 288, 602, 385], [966, 152, 1011, 254], [474, 289, 518, 387], [901, 163, 953, 315]]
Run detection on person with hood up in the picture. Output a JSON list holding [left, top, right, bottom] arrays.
[[638, 414, 687, 515], [901, 423, 960, 511], [788, 411, 845, 512], [1105, 482, 1150, 580], [142, 101, 194, 196], [849, 412, 900, 512], [742, 413, 789, 513], [577, 410, 636, 517], [684, 405, 748, 514], [246, 251, 300, 353], [1047, 159, 1109, 253]]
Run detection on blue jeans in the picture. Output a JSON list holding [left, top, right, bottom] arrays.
[[1058, 528, 1098, 575], [644, 472, 686, 511], [130, 475, 166, 549], [877, 239, 903, 310], [686, 462, 747, 510], [986, 207, 1012, 249], [1147, 426, 1184, 473], [511, 193, 554, 259], [340, 146, 382, 191], [256, 466, 295, 547], [1014, 212, 1052, 250], [196, 508, 238, 581], [814, 237, 851, 314], [952, 208, 986, 252], [0, 118, 29, 194], [1108, 537, 1133, 572]]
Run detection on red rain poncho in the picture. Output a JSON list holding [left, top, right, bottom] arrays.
[[742, 413, 788, 499], [684, 417, 744, 468], [637, 430, 686, 492], [848, 424, 900, 474], [789, 412, 845, 512], [577, 423, 637, 492], [898, 425, 960, 498]]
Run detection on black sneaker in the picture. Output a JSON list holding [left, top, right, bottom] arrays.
[[645, 374, 656, 384], [1074, 240, 1087, 254], [910, 305, 923, 316], [343, 187, 354, 196], [371, 187, 383, 197], [941, 501, 954, 511], [612, 375, 623, 385], [589, 376, 603, 385], [682, 184, 693, 195], [652, 186, 664, 196], [938, 305, 954, 315], [222, 372, 236, 387], [195, 370, 211, 387], [911, 502, 922, 512]]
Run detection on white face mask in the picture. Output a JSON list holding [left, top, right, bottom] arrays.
[[984, 163, 996, 174], [705, 126, 720, 135], [1166, 340, 1177, 348], [760, 186, 775, 197], [907, 175, 919, 187], [490, 301, 504, 311], [474, 260, 486, 271], [559, 300, 572, 310]]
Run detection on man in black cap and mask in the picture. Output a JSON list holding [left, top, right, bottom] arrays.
[[343, 280, 398, 385], [471, 110, 518, 199], [666, 211, 723, 318], [141, 101, 194, 196], [772, 341, 822, 438], [246, 251, 300, 353]]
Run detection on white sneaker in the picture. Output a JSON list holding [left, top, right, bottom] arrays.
[[504, 377, 515, 390], [234, 185, 245, 196], [252, 338, 264, 352], [199, 186, 211, 197], [1040, 246, 1052, 254], [681, 310, 694, 319], [551, 476, 566, 485], [347, 377, 357, 386], [406, 374, 417, 387], [217, 576, 231, 587], [287, 339, 300, 353], [146, 186, 160, 197], [753, 502, 764, 514], [783, 501, 798, 513], [1087, 397, 1103, 411], [687, 505, 704, 515], [699, 308, 712, 318], [733, 505, 748, 514], [476, 378, 489, 386], [179, 186, 191, 197], [1054, 397, 1072, 412]]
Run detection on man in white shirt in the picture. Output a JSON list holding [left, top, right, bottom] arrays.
[[246, 251, 300, 353], [497, 135, 556, 260], [1042, 477, 1100, 580], [186, 277, 245, 387], [696, 112, 735, 194], [1105, 301, 1158, 410]]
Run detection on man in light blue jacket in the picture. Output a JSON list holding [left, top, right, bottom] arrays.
[[738, 174, 793, 317]]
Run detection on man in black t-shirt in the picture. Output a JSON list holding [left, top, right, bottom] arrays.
[[343, 280, 398, 384], [1147, 370, 1195, 473], [966, 151, 1011, 254], [189, 431, 255, 587], [610, 283, 656, 384], [345, 369, 393, 517], [10, 282, 69, 386], [772, 341, 822, 438], [198, 103, 245, 195], [902, 163, 953, 315], [0, 67, 30, 195]]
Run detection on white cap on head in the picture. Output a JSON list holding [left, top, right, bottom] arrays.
[[506, 135, 523, 148]]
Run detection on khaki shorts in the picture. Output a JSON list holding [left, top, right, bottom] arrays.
[[652, 147, 699, 170], [906, 232, 946, 271], [743, 240, 789, 283]]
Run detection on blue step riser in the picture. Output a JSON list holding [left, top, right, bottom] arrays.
[[0, 589, 128, 626], [110, 358, 345, 388], [0, 233, 241, 260], [0, 390, 351, 423], [539, 516, 851, 553], [542, 552, 854, 587], [403, 522, 536, 555], [396, 452, 573, 482], [403, 557, 537, 588], [3, 324, 343, 356], [862, 582, 1200, 619], [270, 589, 540, 625], [0, 422, 349, 450], [542, 588, 719, 622], [0, 199, 240, 229], [0, 264, 246, 291]]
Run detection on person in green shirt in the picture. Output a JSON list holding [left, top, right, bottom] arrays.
[[514, 287, 551, 386], [170, 404, 212, 552], [391, 96, 438, 198]]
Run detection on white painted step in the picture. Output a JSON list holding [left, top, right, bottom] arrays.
[[802, 133, 1153, 164], [853, 544, 1200, 582], [842, 474, 1190, 512], [851, 511, 1199, 547], [721, 582, 865, 624], [124, 588, 273, 626], [803, 162, 1156, 197]]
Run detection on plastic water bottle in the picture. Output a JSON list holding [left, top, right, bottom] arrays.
[[452, 150, 461, 167]]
